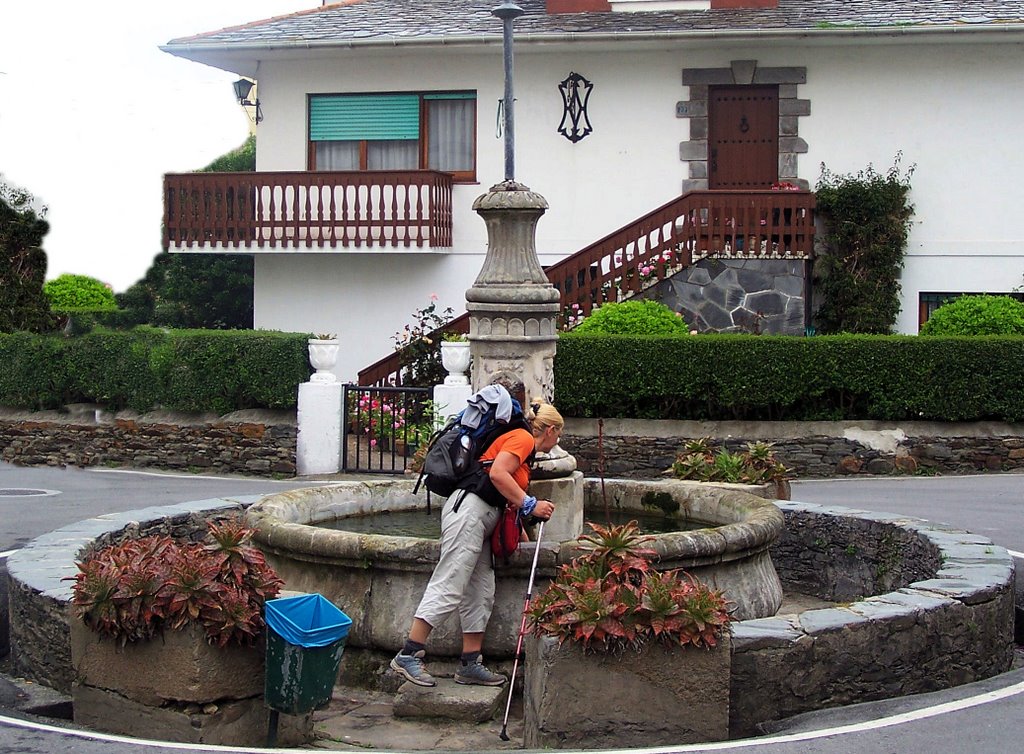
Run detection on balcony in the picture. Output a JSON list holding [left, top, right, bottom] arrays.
[[162, 170, 453, 251]]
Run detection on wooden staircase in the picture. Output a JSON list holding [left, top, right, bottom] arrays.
[[359, 189, 815, 386]]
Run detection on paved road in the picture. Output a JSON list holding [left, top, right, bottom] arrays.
[[0, 466, 1023, 753]]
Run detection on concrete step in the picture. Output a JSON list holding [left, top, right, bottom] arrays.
[[393, 678, 507, 723]]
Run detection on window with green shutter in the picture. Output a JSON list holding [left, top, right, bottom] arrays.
[[309, 92, 476, 181]]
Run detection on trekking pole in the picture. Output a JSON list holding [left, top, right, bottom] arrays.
[[499, 520, 544, 742]]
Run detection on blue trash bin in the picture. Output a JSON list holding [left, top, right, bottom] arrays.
[[264, 594, 352, 715]]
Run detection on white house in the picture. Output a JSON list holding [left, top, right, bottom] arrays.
[[161, 0, 1024, 382]]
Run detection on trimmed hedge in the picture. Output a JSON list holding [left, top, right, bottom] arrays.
[[0, 328, 312, 413], [554, 333, 1024, 422]]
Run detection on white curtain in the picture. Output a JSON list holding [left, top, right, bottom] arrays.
[[428, 99, 474, 172], [367, 139, 419, 170], [315, 141, 360, 170]]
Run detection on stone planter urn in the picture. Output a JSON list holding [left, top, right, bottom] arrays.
[[439, 340, 471, 385], [70, 620, 311, 746], [307, 337, 340, 383], [523, 633, 731, 749]]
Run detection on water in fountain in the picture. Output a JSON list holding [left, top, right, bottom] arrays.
[[315, 507, 717, 538]]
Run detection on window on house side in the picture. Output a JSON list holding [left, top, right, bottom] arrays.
[[309, 92, 476, 182]]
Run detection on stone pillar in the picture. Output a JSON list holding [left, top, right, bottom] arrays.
[[467, 181, 561, 401]]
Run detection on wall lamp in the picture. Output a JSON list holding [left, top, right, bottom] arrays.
[[232, 78, 263, 124]]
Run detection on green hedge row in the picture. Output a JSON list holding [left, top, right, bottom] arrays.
[[0, 328, 312, 414], [554, 334, 1024, 422]]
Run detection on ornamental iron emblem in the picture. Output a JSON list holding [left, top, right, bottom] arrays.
[[557, 72, 593, 143]]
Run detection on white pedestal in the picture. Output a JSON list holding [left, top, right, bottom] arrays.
[[432, 383, 472, 427], [296, 381, 343, 476]]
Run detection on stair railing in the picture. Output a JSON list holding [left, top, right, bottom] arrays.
[[358, 190, 815, 386]]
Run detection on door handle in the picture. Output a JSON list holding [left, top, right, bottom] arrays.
[[711, 148, 718, 173]]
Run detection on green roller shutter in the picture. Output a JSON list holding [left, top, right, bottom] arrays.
[[310, 94, 420, 141]]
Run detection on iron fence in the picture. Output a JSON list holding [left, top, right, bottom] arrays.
[[342, 384, 433, 474]]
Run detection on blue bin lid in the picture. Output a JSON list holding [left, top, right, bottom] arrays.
[[265, 594, 352, 648]]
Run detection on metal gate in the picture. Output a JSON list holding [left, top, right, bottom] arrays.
[[342, 384, 432, 474]]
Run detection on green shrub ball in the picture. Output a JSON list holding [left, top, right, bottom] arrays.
[[573, 300, 690, 336], [44, 274, 118, 311], [920, 295, 1024, 336]]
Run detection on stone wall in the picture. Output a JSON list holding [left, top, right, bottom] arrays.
[[5, 498, 256, 693], [730, 501, 1016, 736], [0, 407, 297, 477], [7, 497, 1014, 740], [655, 257, 807, 335], [5, 409, 1024, 482], [562, 418, 1024, 479]]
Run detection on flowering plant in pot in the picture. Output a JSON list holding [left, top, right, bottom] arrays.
[[351, 393, 408, 449], [522, 521, 733, 748]]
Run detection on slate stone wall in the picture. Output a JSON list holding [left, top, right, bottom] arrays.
[[654, 257, 807, 334], [562, 420, 1024, 479], [730, 501, 1016, 736], [0, 409, 296, 477]]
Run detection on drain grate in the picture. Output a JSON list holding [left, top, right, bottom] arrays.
[[0, 488, 60, 497]]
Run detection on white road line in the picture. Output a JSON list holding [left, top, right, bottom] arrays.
[[89, 468, 338, 484], [0, 549, 18, 560], [1, 680, 1024, 753], [1008, 549, 1024, 559]]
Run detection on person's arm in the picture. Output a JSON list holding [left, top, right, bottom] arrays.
[[489, 450, 528, 506], [489, 450, 555, 520]]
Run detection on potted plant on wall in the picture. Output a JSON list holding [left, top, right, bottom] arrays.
[[68, 519, 293, 745], [439, 332, 470, 386], [307, 332, 339, 383], [523, 521, 733, 749]]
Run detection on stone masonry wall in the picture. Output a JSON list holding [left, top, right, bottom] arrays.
[[562, 418, 1024, 479], [0, 408, 296, 477], [656, 257, 807, 335], [729, 501, 1016, 736], [4, 410, 1024, 482], [9, 498, 1014, 736], [5, 498, 255, 693]]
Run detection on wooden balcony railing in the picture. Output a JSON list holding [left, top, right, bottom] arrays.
[[162, 170, 453, 251], [358, 189, 815, 386]]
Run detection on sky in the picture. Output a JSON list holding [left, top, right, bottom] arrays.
[[0, 1, 312, 293]]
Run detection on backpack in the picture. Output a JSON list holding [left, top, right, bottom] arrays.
[[490, 506, 523, 563], [413, 394, 530, 510]]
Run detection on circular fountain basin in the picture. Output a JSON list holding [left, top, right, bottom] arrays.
[[245, 477, 784, 658]]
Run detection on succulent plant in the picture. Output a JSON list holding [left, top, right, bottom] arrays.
[[528, 521, 731, 653], [671, 439, 791, 485], [69, 518, 283, 648]]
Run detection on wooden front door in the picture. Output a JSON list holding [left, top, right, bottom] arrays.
[[708, 85, 779, 189]]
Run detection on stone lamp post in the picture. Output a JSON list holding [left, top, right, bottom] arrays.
[[467, 182, 560, 402]]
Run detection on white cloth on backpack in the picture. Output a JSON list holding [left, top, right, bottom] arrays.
[[461, 385, 513, 429]]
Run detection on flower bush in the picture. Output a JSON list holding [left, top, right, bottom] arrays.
[[560, 302, 586, 331], [392, 297, 458, 387], [528, 521, 732, 652], [353, 392, 408, 447], [671, 438, 790, 485], [69, 519, 283, 648]]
